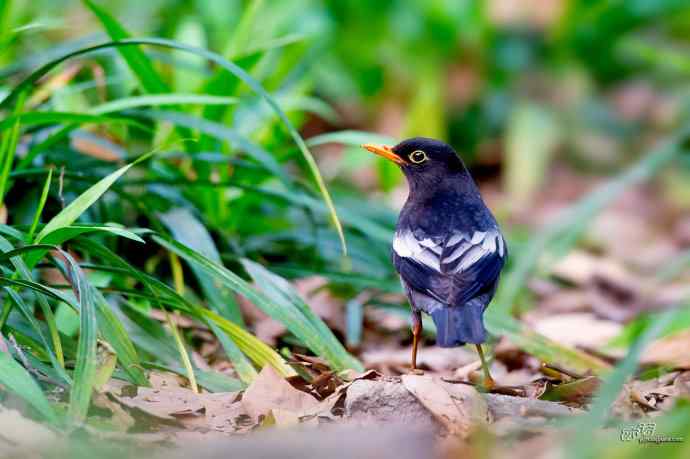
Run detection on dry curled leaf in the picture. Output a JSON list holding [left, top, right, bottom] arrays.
[[241, 366, 320, 421], [641, 329, 690, 369], [401, 375, 488, 438], [113, 387, 205, 420]]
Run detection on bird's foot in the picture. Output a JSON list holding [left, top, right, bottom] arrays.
[[468, 370, 496, 392], [481, 375, 496, 392], [408, 368, 425, 375]]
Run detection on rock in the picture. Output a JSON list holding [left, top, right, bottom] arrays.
[[344, 379, 440, 430], [484, 393, 583, 420], [344, 379, 581, 432]]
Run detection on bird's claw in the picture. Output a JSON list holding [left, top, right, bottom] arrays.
[[481, 376, 496, 392]]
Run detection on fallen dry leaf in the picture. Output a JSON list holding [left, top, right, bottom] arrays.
[[149, 371, 187, 390], [531, 313, 622, 348], [241, 366, 320, 420], [113, 387, 205, 420], [178, 393, 248, 433], [92, 392, 136, 431], [401, 374, 488, 438], [641, 329, 690, 368], [551, 250, 640, 293]]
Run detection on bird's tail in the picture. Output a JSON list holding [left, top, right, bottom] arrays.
[[430, 299, 486, 347]]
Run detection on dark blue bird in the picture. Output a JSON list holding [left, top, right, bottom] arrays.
[[363, 137, 507, 387]]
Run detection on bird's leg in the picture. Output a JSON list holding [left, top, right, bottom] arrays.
[[475, 344, 495, 391], [411, 310, 422, 371]]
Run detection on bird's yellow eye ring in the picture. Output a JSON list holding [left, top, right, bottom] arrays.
[[409, 150, 428, 164]]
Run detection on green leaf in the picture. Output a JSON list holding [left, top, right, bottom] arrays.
[[242, 259, 363, 372], [0, 236, 67, 375], [345, 297, 364, 348], [3, 288, 67, 382], [0, 350, 58, 423], [93, 291, 148, 386], [0, 91, 25, 200], [74, 238, 287, 378], [81, 0, 168, 94], [491, 126, 690, 318], [152, 235, 304, 375], [486, 313, 611, 375], [35, 154, 148, 243], [133, 109, 288, 183], [89, 94, 238, 115], [60, 251, 98, 423], [42, 225, 146, 245], [1, 37, 346, 255], [27, 167, 52, 241], [567, 310, 677, 459], [159, 208, 256, 383], [13, 248, 99, 424], [504, 103, 560, 211], [306, 130, 396, 148], [0, 112, 146, 132]]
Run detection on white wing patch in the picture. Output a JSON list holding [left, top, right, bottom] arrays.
[[394, 228, 505, 274], [393, 230, 442, 271]]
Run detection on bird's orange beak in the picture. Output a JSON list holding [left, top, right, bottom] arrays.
[[362, 143, 406, 165]]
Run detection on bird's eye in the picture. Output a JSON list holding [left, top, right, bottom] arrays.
[[409, 150, 428, 164]]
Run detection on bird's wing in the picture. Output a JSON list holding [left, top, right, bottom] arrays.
[[393, 227, 506, 306]]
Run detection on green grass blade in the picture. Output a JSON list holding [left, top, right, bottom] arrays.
[[82, 0, 168, 93], [92, 290, 148, 386], [89, 94, 238, 114], [199, 308, 291, 377], [159, 208, 256, 383], [567, 310, 676, 459], [133, 109, 289, 183], [0, 236, 67, 372], [0, 350, 58, 423], [61, 252, 98, 423], [74, 238, 285, 378], [225, 0, 264, 58], [164, 307, 198, 393], [152, 235, 310, 375], [1, 37, 347, 255], [24, 226, 145, 278], [486, 313, 610, 375], [492, 126, 690, 318], [0, 91, 25, 201], [3, 288, 67, 382], [0, 112, 146, 132], [197, 53, 261, 152], [17, 124, 74, 171], [306, 130, 397, 148], [345, 297, 364, 348], [35, 153, 149, 243], [27, 167, 52, 241], [0, 276, 75, 304], [89, 93, 238, 115], [42, 226, 146, 245], [242, 259, 363, 372]]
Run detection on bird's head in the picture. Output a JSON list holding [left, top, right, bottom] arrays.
[[362, 137, 468, 191]]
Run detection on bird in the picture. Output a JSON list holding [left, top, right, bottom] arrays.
[[362, 137, 507, 389]]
